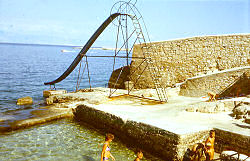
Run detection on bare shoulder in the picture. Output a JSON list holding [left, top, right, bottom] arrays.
[[134, 158, 140, 161], [102, 142, 108, 149]]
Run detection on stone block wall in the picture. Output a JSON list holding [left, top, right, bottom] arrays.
[[130, 34, 250, 89], [74, 104, 211, 160], [179, 67, 250, 97], [73, 105, 250, 160], [214, 128, 250, 155], [74, 104, 180, 160]]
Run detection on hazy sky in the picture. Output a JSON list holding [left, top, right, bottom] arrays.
[[0, 0, 249, 47]]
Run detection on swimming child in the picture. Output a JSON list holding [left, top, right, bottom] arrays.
[[101, 133, 115, 161], [189, 130, 215, 161], [134, 150, 143, 161], [190, 143, 206, 161]]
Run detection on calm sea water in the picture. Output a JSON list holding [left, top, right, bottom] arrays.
[[0, 43, 126, 113], [0, 43, 161, 161]]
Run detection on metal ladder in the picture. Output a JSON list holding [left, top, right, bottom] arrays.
[[129, 15, 168, 102]]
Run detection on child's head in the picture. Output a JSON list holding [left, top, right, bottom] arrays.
[[209, 130, 215, 137], [137, 150, 143, 159], [105, 133, 114, 141]]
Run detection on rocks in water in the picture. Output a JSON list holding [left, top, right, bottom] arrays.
[[43, 90, 67, 98], [16, 96, 33, 105], [46, 97, 54, 105], [220, 150, 250, 161], [45, 95, 71, 106], [233, 104, 248, 115], [233, 103, 250, 123]]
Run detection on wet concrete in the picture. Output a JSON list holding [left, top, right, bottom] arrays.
[[0, 106, 73, 133]]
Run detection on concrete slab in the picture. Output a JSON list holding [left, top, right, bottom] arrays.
[[59, 87, 249, 160], [63, 88, 249, 136], [0, 107, 73, 133]]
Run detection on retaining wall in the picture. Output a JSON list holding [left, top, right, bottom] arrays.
[[214, 128, 250, 155], [73, 104, 250, 160], [179, 67, 250, 97], [74, 104, 210, 160], [129, 34, 250, 88]]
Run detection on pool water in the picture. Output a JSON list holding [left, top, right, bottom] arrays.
[[0, 119, 162, 161]]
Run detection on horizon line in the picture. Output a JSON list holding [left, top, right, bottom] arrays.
[[0, 42, 85, 47]]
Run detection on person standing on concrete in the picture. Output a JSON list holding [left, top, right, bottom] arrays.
[[101, 133, 115, 161], [205, 130, 215, 160]]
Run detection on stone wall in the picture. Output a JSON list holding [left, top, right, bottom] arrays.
[[74, 104, 212, 160], [179, 67, 250, 97], [214, 128, 250, 155], [73, 104, 250, 160], [108, 65, 130, 89], [74, 104, 179, 160], [129, 34, 250, 89]]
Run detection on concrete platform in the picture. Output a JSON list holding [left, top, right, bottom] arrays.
[[56, 88, 249, 134], [55, 87, 249, 160], [0, 107, 73, 133]]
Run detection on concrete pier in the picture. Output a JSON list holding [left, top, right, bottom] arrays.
[[53, 87, 249, 160]]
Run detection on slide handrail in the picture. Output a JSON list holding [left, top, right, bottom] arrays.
[[44, 13, 122, 85]]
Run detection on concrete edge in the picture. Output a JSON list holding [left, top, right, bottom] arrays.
[[73, 104, 212, 160], [0, 109, 73, 133]]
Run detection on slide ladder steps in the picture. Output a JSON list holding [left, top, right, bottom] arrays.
[[130, 15, 168, 102]]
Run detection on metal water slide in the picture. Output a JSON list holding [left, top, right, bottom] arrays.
[[44, 13, 122, 85]]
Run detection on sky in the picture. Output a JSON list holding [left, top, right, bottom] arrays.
[[0, 0, 249, 47]]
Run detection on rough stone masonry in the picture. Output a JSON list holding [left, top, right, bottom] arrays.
[[109, 34, 250, 89]]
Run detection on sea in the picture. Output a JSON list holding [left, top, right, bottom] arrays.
[[0, 43, 161, 161]]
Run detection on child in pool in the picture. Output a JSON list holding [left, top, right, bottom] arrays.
[[134, 150, 143, 161], [101, 133, 115, 161], [189, 130, 215, 161]]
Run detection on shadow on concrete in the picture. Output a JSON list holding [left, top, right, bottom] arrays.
[[218, 72, 250, 99], [233, 123, 250, 129]]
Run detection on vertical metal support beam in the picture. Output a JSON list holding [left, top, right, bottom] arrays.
[[86, 56, 91, 90], [76, 58, 83, 92], [110, 16, 121, 97], [125, 14, 130, 94]]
